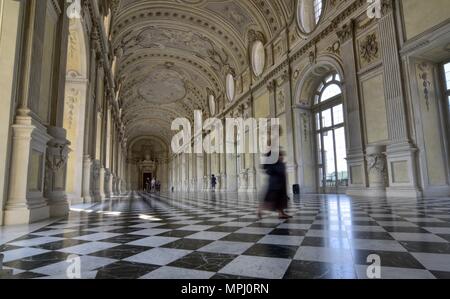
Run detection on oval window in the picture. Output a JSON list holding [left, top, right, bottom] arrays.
[[251, 40, 265, 77], [297, 0, 323, 34], [226, 73, 235, 102], [209, 94, 216, 115]]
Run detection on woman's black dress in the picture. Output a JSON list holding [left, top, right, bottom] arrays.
[[262, 160, 288, 211]]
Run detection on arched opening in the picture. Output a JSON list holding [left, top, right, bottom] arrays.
[[127, 136, 170, 192], [312, 73, 348, 193], [297, 0, 324, 34], [294, 60, 348, 194], [62, 18, 89, 204]]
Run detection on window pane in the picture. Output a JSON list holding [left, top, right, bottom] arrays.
[[321, 84, 341, 102], [318, 167, 324, 187], [322, 108, 332, 128], [315, 113, 321, 131], [314, 94, 320, 104], [317, 83, 324, 93], [335, 74, 341, 82], [313, 0, 323, 24], [333, 104, 344, 125], [334, 127, 348, 187], [445, 62, 450, 90], [317, 133, 322, 165], [323, 131, 336, 187]]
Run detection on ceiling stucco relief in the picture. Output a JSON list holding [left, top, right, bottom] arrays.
[[109, 0, 293, 148], [137, 68, 187, 104], [204, 1, 254, 36]]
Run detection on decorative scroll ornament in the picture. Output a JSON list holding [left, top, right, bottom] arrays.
[[301, 113, 309, 142], [418, 63, 432, 111], [328, 41, 341, 55], [309, 44, 317, 65], [367, 153, 387, 179], [276, 90, 285, 114], [46, 141, 70, 172], [359, 33, 379, 64], [92, 162, 100, 180], [336, 21, 354, 43]]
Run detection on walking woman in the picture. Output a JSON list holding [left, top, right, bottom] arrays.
[[258, 151, 292, 220]]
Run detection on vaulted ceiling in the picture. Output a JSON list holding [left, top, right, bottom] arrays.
[[111, 0, 295, 148]]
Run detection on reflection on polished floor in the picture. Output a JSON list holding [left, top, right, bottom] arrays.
[[1, 192, 450, 279]]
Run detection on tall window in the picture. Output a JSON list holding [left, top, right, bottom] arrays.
[[313, 0, 323, 24], [297, 0, 323, 34], [313, 73, 348, 193], [444, 62, 450, 110]]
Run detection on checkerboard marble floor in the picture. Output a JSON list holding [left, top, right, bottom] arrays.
[[2, 192, 450, 279]]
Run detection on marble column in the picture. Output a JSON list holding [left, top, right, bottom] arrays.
[[219, 153, 227, 192], [45, 127, 70, 217], [104, 106, 112, 197], [337, 20, 368, 196], [0, 0, 23, 225], [99, 167, 106, 200], [4, 113, 51, 225], [81, 155, 92, 202], [278, 70, 298, 194], [379, 3, 421, 198]]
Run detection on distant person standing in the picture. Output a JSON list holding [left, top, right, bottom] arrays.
[[151, 178, 156, 193], [145, 178, 151, 193], [258, 151, 292, 220], [211, 174, 217, 191]]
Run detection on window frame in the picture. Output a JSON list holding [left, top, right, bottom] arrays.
[[313, 0, 323, 25], [443, 61, 450, 101], [441, 60, 450, 158], [312, 73, 348, 193], [296, 0, 325, 34]]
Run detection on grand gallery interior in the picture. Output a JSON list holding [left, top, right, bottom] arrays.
[[0, 0, 450, 280]]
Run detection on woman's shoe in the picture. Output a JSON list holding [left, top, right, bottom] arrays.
[[257, 211, 263, 220]]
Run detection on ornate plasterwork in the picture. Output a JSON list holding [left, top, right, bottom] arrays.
[[367, 153, 387, 182], [109, 0, 366, 146], [417, 62, 433, 111], [64, 88, 79, 130], [137, 68, 187, 105], [359, 32, 380, 66]]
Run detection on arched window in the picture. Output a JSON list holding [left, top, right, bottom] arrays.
[[297, 0, 324, 34], [313, 0, 323, 24], [313, 73, 348, 193], [226, 73, 235, 102], [444, 62, 450, 110], [251, 40, 266, 77], [314, 73, 342, 104], [208, 94, 216, 116]]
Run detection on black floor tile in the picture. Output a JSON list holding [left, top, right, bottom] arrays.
[[220, 233, 263, 243], [162, 239, 213, 250], [269, 229, 307, 236], [284, 260, 357, 279], [243, 244, 298, 259], [95, 261, 159, 279], [89, 245, 150, 259], [3, 251, 71, 271], [168, 252, 236, 272]]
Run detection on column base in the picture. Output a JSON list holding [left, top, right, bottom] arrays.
[[99, 168, 106, 200], [82, 195, 92, 204], [3, 203, 50, 225], [386, 187, 422, 198], [347, 187, 392, 198], [48, 200, 69, 217]]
